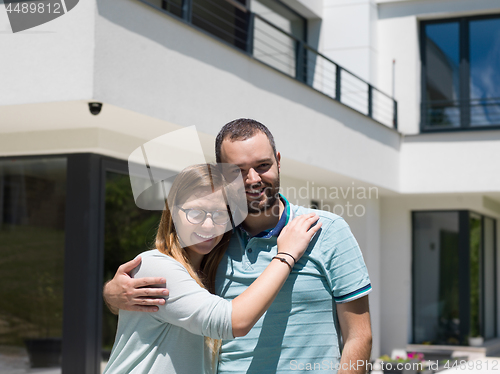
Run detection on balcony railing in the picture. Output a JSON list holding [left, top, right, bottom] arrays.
[[140, 0, 398, 129]]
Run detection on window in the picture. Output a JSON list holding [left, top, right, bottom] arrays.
[[412, 211, 497, 345], [144, 0, 252, 52], [191, 0, 250, 51], [250, 0, 306, 76], [0, 157, 67, 371], [421, 15, 500, 130]]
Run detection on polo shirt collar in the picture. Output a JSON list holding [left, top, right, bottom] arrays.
[[239, 194, 291, 239]]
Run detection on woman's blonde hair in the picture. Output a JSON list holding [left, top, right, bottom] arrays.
[[155, 164, 232, 359]]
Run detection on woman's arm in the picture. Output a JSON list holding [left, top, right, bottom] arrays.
[[231, 213, 321, 336]]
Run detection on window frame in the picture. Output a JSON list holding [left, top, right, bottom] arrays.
[[420, 13, 500, 133], [411, 209, 498, 344]]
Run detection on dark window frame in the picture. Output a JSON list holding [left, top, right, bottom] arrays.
[[411, 209, 498, 344], [420, 13, 500, 133]]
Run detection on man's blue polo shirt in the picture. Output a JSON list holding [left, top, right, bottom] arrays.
[[215, 195, 372, 374]]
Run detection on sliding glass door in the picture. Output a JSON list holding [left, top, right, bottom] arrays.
[[0, 157, 66, 372], [413, 210, 497, 345]]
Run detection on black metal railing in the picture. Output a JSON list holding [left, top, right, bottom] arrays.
[[423, 98, 500, 129], [142, 0, 398, 129]]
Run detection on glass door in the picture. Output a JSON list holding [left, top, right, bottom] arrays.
[[0, 157, 67, 373], [413, 211, 460, 345], [413, 210, 498, 344]]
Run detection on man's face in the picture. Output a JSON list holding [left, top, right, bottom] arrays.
[[220, 132, 280, 214]]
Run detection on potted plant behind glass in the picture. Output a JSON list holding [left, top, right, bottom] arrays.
[[468, 335, 484, 347], [468, 307, 483, 347]]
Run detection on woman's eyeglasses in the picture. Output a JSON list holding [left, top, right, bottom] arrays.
[[178, 207, 231, 225]]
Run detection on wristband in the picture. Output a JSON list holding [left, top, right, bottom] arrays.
[[272, 256, 293, 271], [276, 252, 297, 264]]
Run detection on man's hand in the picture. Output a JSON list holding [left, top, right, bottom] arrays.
[[337, 296, 372, 374], [103, 256, 169, 314]]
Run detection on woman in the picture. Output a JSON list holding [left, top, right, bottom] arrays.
[[103, 164, 321, 374]]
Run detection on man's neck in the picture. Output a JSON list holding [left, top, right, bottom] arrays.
[[241, 198, 284, 237]]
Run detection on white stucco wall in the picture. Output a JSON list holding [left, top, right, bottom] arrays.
[[320, 0, 378, 84], [0, 0, 95, 105], [400, 131, 500, 194]]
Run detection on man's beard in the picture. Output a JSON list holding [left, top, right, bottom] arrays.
[[246, 177, 280, 215]]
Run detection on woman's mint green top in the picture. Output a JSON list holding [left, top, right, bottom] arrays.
[[103, 249, 234, 374]]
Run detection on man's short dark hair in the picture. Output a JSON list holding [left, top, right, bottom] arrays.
[[215, 118, 277, 163]]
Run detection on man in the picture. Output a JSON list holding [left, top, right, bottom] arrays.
[[104, 118, 372, 373]]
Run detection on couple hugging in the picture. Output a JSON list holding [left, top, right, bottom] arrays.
[[102, 118, 372, 374]]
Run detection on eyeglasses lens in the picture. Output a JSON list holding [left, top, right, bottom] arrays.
[[212, 211, 230, 225], [186, 209, 230, 225]]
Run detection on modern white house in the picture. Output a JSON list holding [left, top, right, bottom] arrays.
[[0, 0, 499, 372]]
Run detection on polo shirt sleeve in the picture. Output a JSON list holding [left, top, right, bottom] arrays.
[[133, 252, 234, 340], [320, 217, 372, 304]]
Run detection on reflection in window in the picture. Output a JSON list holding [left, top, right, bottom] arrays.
[[469, 213, 482, 340], [424, 22, 460, 128], [413, 211, 497, 344], [251, 0, 305, 76], [470, 18, 500, 127], [413, 212, 460, 345], [0, 158, 66, 371], [422, 15, 500, 130], [484, 217, 496, 339], [250, 0, 304, 40], [192, 0, 249, 51]]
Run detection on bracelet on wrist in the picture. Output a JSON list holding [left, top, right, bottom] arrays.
[[272, 256, 293, 271], [276, 252, 297, 265]]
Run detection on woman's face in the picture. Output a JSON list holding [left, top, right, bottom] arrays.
[[173, 188, 229, 263]]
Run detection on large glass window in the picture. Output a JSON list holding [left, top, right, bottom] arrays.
[[423, 22, 460, 128], [421, 15, 500, 130], [469, 17, 500, 127], [0, 158, 66, 372], [191, 0, 250, 51], [484, 217, 497, 339], [250, 0, 305, 76], [413, 212, 460, 345], [469, 213, 482, 341], [413, 211, 497, 345]]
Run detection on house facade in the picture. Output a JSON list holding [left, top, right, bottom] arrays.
[[0, 0, 498, 372]]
